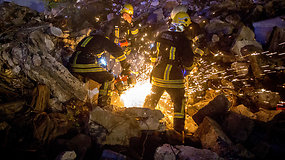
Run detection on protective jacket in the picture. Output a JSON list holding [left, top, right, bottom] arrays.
[[102, 15, 138, 48], [150, 31, 194, 88], [69, 34, 129, 73]]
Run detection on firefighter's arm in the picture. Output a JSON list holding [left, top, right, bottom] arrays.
[[149, 41, 159, 65], [101, 18, 117, 39], [182, 40, 195, 76]]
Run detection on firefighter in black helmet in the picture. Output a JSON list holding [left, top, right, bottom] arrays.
[[102, 3, 138, 56], [143, 12, 195, 133], [68, 32, 131, 108]]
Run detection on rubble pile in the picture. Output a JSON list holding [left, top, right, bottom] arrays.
[[0, 0, 285, 160]]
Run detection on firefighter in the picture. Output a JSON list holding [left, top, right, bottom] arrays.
[[68, 32, 131, 108], [170, 5, 208, 57], [102, 3, 138, 55], [143, 12, 195, 133]]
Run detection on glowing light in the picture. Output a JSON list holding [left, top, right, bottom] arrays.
[[120, 81, 152, 107]]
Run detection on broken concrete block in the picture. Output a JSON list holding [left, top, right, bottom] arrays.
[[195, 116, 233, 156], [255, 108, 282, 122], [235, 25, 256, 41], [231, 40, 262, 58], [250, 89, 280, 109], [223, 111, 254, 142], [47, 26, 63, 37], [89, 107, 141, 145], [192, 94, 230, 125], [230, 104, 257, 119], [205, 19, 234, 35], [123, 107, 165, 131], [231, 62, 249, 77], [154, 144, 222, 160]]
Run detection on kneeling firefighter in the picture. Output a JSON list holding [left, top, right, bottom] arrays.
[[68, 32, 131, 107], [143, 12, 195, 133]]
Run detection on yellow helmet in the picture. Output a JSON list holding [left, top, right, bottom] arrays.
[[170, 5, 188, 20], [121, 3, 134, 15], [172, 12, 191, 27]]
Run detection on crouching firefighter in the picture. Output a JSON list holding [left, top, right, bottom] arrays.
[[143, 12, 195, 134], [68, 32, 131, 108]]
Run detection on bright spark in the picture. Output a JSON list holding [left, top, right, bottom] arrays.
[[120, 80, 152, 107]]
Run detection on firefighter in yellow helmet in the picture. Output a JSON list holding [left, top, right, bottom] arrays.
[[170, 5, 208, 57], [68, 31, 131, 108], [102, 3, 138, 51], [143, 12, 195, 134]]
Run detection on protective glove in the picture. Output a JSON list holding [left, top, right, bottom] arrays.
[[119, 39, 130, 47]]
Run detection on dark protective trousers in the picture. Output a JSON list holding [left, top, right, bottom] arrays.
[[76, 71, 114, 107], [143, 85, 185, 132]]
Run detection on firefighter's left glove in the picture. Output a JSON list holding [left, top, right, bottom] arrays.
[[119, 39, 130, 47]]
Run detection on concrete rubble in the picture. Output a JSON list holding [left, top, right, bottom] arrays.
[[0, 0, 284, 159]]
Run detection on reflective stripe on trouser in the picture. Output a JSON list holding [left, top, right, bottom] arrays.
[[143, 85, 185, 132], [98, 81, 114, 107]]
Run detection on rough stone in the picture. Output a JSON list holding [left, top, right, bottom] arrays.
[[250, 89, 280, 109], [231, 62, 249, 77], [230, 104, 257, 119], [192, 94, 230, 125], [235, 25, 256, 41], [123, 107, 165, 131], [89, 107, 141, 145], [231, 40, 262, 58], [194, 116, 233, 156], [255, 108, 282, 122]]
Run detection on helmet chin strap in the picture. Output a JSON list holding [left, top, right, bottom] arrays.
[[169, 23, 185, 32]]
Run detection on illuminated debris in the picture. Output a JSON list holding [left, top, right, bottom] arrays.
[[192, 94, 230, 125], [194, 116, 233, 156], [89, 107, 141, 145], [250, 89, 280, 109], [241, 45, 264, 78], [235, 25, 256, 42], [255, 108, 282, 122], [154, 144, 222, 160], [123, 107, 165, 131], [231, 62, 249, 77], [231, 40, 262, 59], [229, 104, 257, 119]]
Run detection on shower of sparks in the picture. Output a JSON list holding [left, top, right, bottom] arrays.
[[120, 81, 152, 107]]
